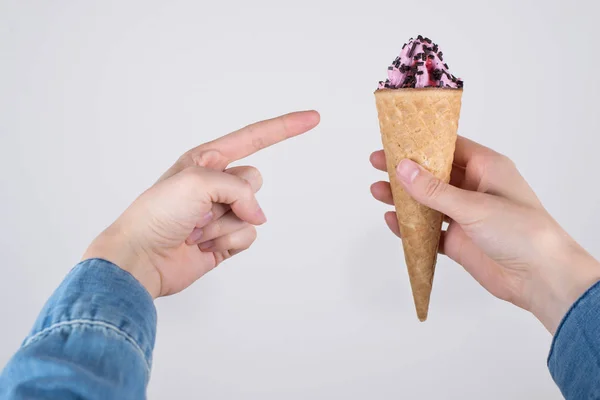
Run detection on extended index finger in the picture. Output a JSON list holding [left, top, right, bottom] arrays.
[[199, 110, 320, 165]]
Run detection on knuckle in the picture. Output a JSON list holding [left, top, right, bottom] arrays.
[[248, 226, 258, 242], [473, 152, 513, 174], [241, 179, 254, 196], [494, 153, 515, 169], [247, 166, 262, 181], [190, 151, 205, 167], [252, 137, 266, 151], [214, 252, 226, 265], [235, 166, 262, 189], [242, 123, 266, 151], [217, 236, 231, 250], [469, 152, 515, 192], [470, 154, 488, 176], [424, 177, 445, 200], [280, 114, 291, 137], [239, 227, 257, 251], [248, 168, 263, 192], [190, 149, 225, 168]]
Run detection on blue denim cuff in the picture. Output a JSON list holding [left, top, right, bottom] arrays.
[[25, 258, 157, 369], [547, 279, 600, 397]]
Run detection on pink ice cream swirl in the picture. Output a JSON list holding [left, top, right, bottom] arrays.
[[378, 35, 463, 90]]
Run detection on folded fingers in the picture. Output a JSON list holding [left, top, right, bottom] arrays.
[[191, 211, 248, 244], [199, 225, 257, 254], [189, 166, 263, 239]]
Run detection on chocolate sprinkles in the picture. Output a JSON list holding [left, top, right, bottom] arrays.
[[408, 41, 418, 57], [379, 35, 463, 89]]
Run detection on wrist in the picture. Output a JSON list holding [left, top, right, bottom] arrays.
[[529, 239, 600, 334], [82, 222, 162, 299]]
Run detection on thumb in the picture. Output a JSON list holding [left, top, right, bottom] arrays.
[[395, 159, 489, 225]]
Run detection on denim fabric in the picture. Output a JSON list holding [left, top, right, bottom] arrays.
[[0, 259, 156, 400], [1, 258, 599, 399], [548, 280, 600, 399]]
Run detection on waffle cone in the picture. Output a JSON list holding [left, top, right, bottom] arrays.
[[374, 88, 463, 321]]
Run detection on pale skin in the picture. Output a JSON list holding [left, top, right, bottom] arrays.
[[83, 110, 321, 298], [84, 112, 600, 335], [370, 136, 600, 334]]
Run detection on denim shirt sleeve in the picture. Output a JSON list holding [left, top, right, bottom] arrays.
[[548, 280, 600, 399], [0, 258, 157, 400]]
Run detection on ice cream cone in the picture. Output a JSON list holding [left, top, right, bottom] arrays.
[[374, 88, 463, 321]]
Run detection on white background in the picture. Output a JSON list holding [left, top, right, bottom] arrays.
[[1, 1, 599, 398]]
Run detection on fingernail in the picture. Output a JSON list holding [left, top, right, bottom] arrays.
[[199, 240, 215, 251], [256, 207, 267, 223], [397, 159, 420, 184], [187, 228, 203, 244]]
